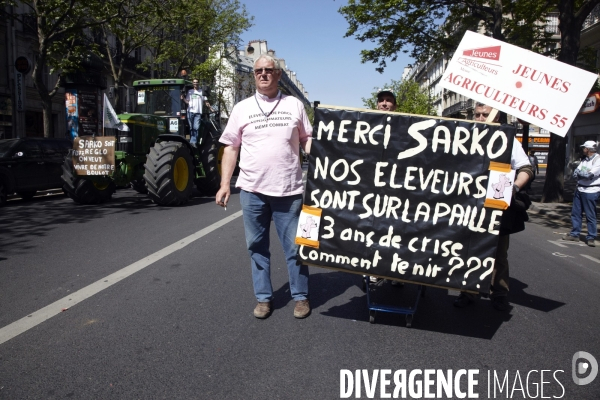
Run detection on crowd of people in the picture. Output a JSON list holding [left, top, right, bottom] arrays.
[[177, 54, 599, 320]]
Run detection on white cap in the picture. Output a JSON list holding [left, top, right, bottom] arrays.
[[581, 140, 598, 149]]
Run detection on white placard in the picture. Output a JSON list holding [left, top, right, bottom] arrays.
[[169, 118, 178, 132], [439, 31, 598, 137]]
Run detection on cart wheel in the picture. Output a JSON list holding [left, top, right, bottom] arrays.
[[406, 314, 413, 328], [369, 311, 376, 324]]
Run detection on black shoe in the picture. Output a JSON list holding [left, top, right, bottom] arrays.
[[454, 292, 476, 308], [562, 235, 579, 242], [491, 296, 509, 311]]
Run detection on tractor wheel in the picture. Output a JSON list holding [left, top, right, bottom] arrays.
[[131, 179, 148, 194], [62, 158, 115, 204], [195, 134, 223, 196], [17, 191, 36, 201], [144, 141, 194, 206]]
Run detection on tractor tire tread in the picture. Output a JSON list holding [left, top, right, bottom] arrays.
[[144, 141, 194, 206], [195, 135, 222, 196]]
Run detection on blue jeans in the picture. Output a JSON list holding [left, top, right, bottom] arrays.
[[569, 189, 600, 240], [240, 190, 308, 302], [188, 112, 202, 144]]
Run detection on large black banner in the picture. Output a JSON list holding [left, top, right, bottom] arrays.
[[298, 106, 515, 294]]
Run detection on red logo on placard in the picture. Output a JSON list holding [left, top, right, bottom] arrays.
[[463, 46, 501, 61]]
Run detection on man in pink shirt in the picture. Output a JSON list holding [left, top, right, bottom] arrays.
[[216, 54, 312, 319]]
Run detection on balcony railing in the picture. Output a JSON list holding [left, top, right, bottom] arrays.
[[442, 101, 466, 117], [583, 5, 600, 30], [441, 99, 476, 116]]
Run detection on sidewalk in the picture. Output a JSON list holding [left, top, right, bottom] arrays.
[[526, 172, 576, 231]]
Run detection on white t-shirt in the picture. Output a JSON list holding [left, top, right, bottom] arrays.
[[575, 153, 600, 193], [219, 91, 312, 196], [186, 88, 207, 114], [511, 138, 531, 170]]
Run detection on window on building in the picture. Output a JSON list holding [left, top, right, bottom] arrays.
[[546, 12, 559, 34]]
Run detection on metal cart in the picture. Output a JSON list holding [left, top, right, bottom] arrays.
[[362, 277, 426, 328]]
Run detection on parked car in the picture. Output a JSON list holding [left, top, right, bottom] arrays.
[[0, 137, 72, 206]]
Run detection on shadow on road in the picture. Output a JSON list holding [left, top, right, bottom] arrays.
[[313, 274, 565, 339], [0, 188, 218, 259], [509, 278, 565, 312], [269, 270, 359, 312]]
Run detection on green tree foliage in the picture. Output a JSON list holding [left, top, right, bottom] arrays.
[[363, 79, 437, 116], [305, 104, 315, 125], [100, 0, 169, 113], [141, 0, 252, 81], [339, 0, 555, 72], [2, 0, 122, 137], [2, 0, 252, 135]]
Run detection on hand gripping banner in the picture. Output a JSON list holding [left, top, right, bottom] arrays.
[[297, 105, 515, 294]]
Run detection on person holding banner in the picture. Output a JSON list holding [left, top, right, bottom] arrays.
[[371, 90, 405, 288], [563, 141, 600, 247], [215, 54, 312, 320], [376, 90, 396, 112], [181, 79, 213, 147], [454, 103, 533, 311]]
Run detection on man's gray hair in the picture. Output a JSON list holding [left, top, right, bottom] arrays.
[[254, 54, 281, 70], [475, 102, 487, 107]]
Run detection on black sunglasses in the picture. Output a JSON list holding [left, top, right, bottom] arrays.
[[254, 68, 275, 75]]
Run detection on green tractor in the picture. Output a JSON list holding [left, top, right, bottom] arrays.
[[62, 79, 223, 206]]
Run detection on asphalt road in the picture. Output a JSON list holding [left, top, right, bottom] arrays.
[[1, 185, 599, 399]]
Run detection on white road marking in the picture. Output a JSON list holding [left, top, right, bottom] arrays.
[[552, 252, 574, 258], [548, 240, 587, 248], [581, 254, 600, 264], [0, 210, 244, 346]]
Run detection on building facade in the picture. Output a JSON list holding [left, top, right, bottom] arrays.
[[1, 3, 66, 139], [1, 3, 155, 139], [217, 39, 310, 124]]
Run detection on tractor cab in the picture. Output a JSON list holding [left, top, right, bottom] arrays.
[[130, 79, 191, 138]]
